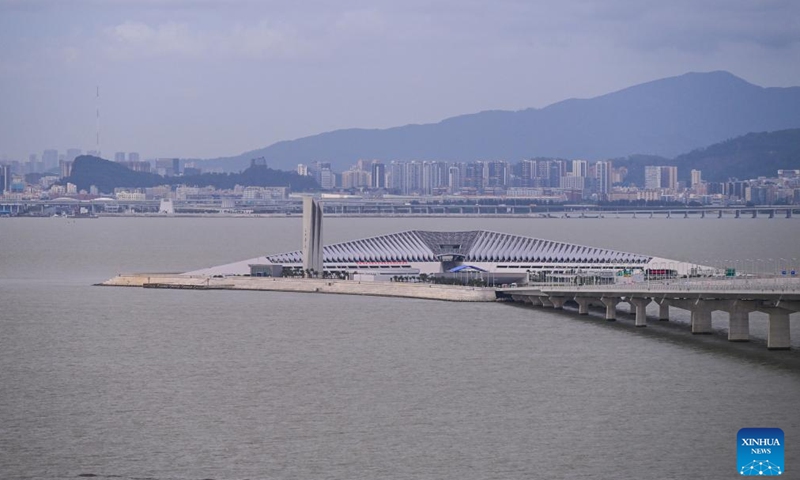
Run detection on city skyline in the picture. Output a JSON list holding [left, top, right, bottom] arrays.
[[1, 1, 799, 161]]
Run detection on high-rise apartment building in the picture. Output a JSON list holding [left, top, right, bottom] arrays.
[[595, 161, 612, 197], [370, 162, 385, 189], [520, 160, 537, 187], [0, 164, 10, 194], [660, 166, 678, 190], [691, 169, 702, 188], [571, 159, 588, 177], [59, 160, 73, 178], [484, 161, 509, 188], [448, 166, 461, 193], [342, 168, 370, 189], [644, 166, 661, 189]]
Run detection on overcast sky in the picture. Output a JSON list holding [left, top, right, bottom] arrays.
[[1, 0, 798, 161]]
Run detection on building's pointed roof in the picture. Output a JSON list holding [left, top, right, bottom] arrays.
[[266, 230, 651, 265]]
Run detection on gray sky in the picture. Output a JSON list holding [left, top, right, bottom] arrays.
[[1, 0, 799, 161]]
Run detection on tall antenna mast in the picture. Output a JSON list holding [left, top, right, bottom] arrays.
[[96, 85, 101, 157]]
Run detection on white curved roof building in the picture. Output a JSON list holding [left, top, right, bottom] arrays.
[[266, 230, 650, 267], [188, 230, 694, 279]]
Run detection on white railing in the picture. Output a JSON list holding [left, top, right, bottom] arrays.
[[525, 277, 800, 294]]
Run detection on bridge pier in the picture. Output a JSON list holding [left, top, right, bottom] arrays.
[[768, 312, 791, 350], [658, 302, 670, 321], [629, 297, 651, 327], [601, 297, 620, 321], [691, 307, 713, 334], [549, 296, 566, 309], [726, 302, 756, 342], [521, 295, 542, 307], [575, 297, 592, 315], [539, 297, 554, 308], [758, 307, 791, 350]]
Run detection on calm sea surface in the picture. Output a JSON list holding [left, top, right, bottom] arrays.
[[1, 216, 799, 480]]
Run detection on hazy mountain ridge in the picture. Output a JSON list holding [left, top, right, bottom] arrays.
[[672, 129, 800, 181], [203, 71, 800, 172], [611, 129, 800, 185]]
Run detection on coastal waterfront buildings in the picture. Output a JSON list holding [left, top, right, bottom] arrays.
[[691, 169, 703, 188], [2, 149, 800, 207], [595, 161, 612, 198], [0, 164, 9, 194]]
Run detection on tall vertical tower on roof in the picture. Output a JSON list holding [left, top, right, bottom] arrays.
[[302, 197, 323, 275]]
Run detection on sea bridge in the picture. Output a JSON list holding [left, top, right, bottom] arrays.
[[500, 278, 800, 350], [2, 197, 799, 218]]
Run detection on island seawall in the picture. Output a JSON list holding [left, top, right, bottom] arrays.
[[98, 274, 498, 302]]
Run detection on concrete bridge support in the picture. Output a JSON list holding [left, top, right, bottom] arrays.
[[691, 307, 713, 334], [549, 296, 566, 310], [758, 308, 791, 350], [658, 302, 670, 321], [666, 299, 715, 334], [601, 297, 621, 321], [539, 297, 554, 308], [522, 296, 540, 307], [575, 297, 592, 315], [521, 295, 542, 307], [629, 298, 652, 327], [768, 312, 791, 350], [726, 302, 756, 342]]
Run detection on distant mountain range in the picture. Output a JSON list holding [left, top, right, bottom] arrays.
[[613, 128, 800, 185], [202, 71, 800, 172], [65, 127, 800, 193]]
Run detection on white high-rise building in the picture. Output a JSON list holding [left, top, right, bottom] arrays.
[[644, 166, 661, 190], [691, 169, 702, 188], [595, 161, 612, 196], [571, 159, 589, 177]]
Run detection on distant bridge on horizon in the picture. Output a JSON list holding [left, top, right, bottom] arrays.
[[2, 198, 799, 218]]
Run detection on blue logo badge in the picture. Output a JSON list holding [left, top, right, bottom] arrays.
[[738, 428, 784, 476]]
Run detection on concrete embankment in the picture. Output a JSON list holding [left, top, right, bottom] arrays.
[[99, 274, 497, 302]]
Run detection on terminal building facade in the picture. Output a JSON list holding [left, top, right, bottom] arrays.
[[187, 198, 697, 284]]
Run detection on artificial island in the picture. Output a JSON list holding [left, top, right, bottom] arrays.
[[100, 198, 799, 349]]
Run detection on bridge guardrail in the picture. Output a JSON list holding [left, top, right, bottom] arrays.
[[524, 277, 800, 294]]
